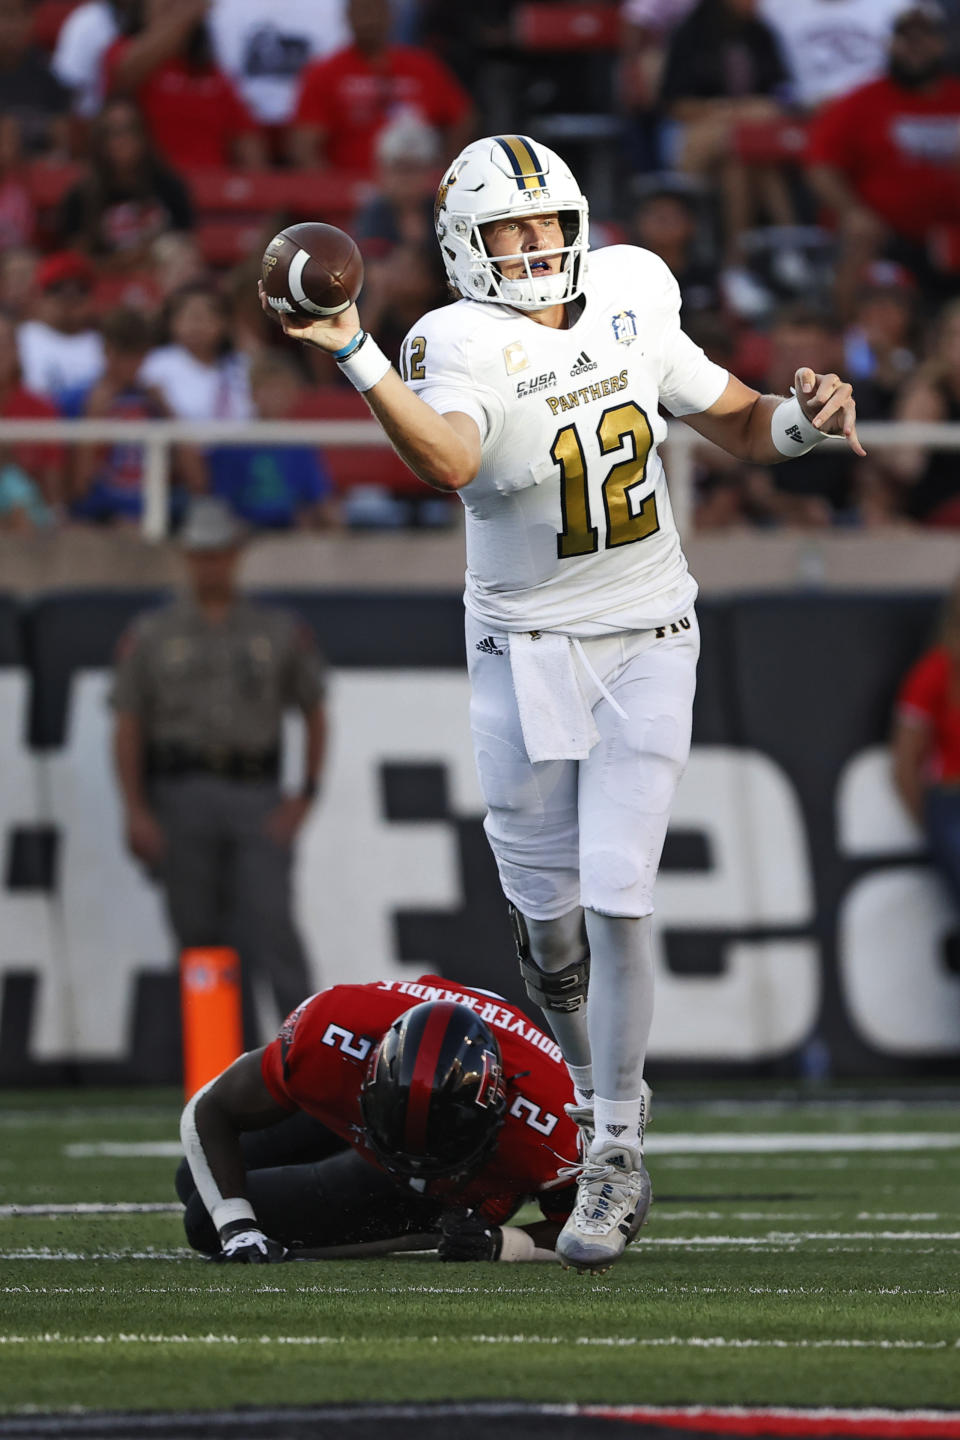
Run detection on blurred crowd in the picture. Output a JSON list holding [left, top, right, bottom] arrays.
[[2, 0, 960, 532]]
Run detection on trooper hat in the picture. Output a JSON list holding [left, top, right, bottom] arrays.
[[179, 496, 247, 552]]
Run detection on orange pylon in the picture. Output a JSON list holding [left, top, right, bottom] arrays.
[[180, 947, 244, 1101]]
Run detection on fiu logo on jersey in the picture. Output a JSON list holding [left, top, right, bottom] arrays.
[[545, 370, 628, 415], [517, 371, 556, 398], [611, 310, 639, 345], [503, 342, 529, 374]]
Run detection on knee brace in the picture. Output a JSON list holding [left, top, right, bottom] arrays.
[[509, 904, 590, 1014]]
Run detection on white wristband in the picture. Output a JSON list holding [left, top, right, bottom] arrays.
[[770, 393, 825, 458], [211, 1198, 257, 1234], [337, 333, 391, 393], [497, 1226, 537, 1262]]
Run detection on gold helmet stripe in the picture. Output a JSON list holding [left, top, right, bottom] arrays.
[[494, 135, 547, 190]]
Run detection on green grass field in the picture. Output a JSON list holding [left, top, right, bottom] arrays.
[[2, 1085, 960, 1417]]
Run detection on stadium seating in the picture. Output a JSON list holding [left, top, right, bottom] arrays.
[[733, 119, 810, 167], [295, 388, 429, 498], [30, 0, 78, 49], [511, 2, 620, 50], [25, 163, 371, 266]]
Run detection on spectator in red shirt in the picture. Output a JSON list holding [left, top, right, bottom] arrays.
[[0, 311, 64, 512], [289, 0, 475, 175], [105, 0, 267, 169], [806, 2, 960, 316], [893, 577, 960, 915]]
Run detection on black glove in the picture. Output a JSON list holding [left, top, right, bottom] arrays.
[[438, 1209, 503, 1262], [215, 1220, 288, 1264]]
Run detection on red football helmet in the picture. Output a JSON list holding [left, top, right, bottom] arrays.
[[360, 1001, 508, 1182]]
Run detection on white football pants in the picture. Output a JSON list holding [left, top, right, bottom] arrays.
[[466, 611, 699, 921]]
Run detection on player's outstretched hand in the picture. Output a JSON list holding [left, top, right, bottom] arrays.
[[795, 367, 866, 457], [257, 280, 360, 354], [438, 1209, 503, 1262], [215, 1225, 288, 1264]]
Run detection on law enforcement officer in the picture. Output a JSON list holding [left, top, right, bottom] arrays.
[[111, 496, 326, 1024]]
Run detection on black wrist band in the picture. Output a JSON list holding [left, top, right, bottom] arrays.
[[218, 1218, 260, 1242]]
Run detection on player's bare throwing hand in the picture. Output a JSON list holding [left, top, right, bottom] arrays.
[[264, 134, 864, 1274]]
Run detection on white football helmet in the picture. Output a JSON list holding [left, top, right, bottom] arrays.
[[434, 135, 589, 310]]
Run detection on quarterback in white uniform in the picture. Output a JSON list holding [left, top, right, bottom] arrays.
[[263, 134, 864, 1274]]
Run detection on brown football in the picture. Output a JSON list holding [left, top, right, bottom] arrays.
[[260, 222, 364, 320]]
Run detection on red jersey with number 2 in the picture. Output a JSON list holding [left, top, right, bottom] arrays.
[[260, 975, 578, 1224]]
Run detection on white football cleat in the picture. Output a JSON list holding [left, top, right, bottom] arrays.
[[556, 1139, 652, 1275]]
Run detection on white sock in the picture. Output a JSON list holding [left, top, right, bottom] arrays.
[[592, 1096, 644, 1154], [568, 1065, 593, 1106]]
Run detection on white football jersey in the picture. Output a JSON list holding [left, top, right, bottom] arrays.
[[402, 246, 728, 636]]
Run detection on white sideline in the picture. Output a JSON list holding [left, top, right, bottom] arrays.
[[0, 1204, 181, 1216], [60, 1132, 960, 1159], [3, 1202, 951, 1222], [0, 1333, 956, 1350], [1, 1283, 951, 1296], [3, 1230, 960, 1262]]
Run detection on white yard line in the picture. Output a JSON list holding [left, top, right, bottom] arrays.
[[646, 1133, 960, 1154], [3, 1201, 950, 1223], [63, 1143, 183, 1158], [2, 1283, 953, 1298], [3, 1228, 959, 1262], [59, 1131, 960, 1160], [0, 1249, 192, 1261], [0, 1333, 956, 1350], [0, 1203, 181, 1216]]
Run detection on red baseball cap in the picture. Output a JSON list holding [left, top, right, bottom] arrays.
[[36, 252, 95, 293]]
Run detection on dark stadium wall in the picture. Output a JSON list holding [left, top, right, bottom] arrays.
[[0, 590, 956, 1085]]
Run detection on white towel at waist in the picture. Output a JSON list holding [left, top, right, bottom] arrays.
[[508, 631, 632, 763], [509, 631, 596, 762]]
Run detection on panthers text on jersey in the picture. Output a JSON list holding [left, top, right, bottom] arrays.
[[401, 245, 728, 637], [260, 975, 579, 1225]]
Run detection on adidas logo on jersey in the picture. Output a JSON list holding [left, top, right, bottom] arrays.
[[785, 424, 805, 444], [475, 636, 505, 656], [570, 350, 597, 376]]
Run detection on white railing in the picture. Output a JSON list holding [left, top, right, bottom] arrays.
[[0, 417, 957, 540]]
